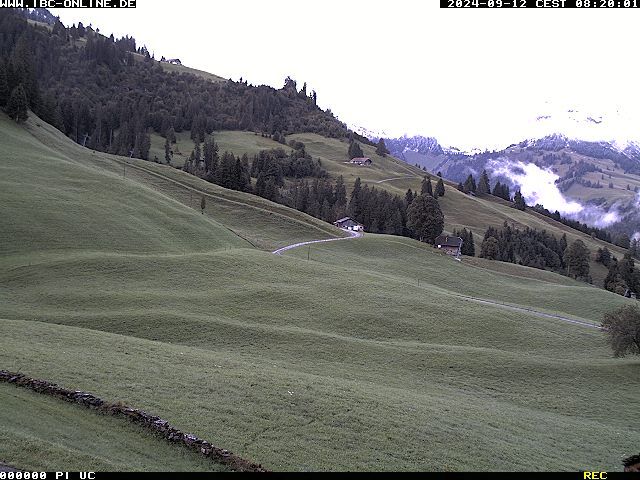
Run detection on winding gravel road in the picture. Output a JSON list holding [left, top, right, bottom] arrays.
[[375, 175, 417, 184], [271, 228, 363, 255], [272, 230, 601, 330]]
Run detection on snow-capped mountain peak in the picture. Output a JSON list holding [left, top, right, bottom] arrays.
[[526, 105, 640, 150], [350, 124, 389, 141]]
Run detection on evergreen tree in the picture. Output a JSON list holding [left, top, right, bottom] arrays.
[[559, 233, 568, 254], [334, 175, 347, 217], [477, 170, 491, 196], [405, 188, 414, 206], [348, 140, 364, 159], [387, 208, 404, 236], [164, 137, 171, 164], [454, 228, 475, 256], [618, 254, 640, 295], [203, 135, 219, 174], [166, 126, 176, 144], [615, 234, 631, 249], [421, 176, 433, 197], [564, 239, 590, 279], [501, 183, 511, 201], [463, 174, 476, 194], [629, 239, 639, 260], [513, 190, 526, 211], [407, 194, 444, 244], [596, 247, 612, 267], [375, 138, 389, 157], [492, 181, 502, 198], [200, 195, 206, 214], [194, 141, 202, 165], [348, 177, 363, 221], [5, 84, 28, 123], [434, 177, 445, 197], [240, 153, 252, 192], [138, 130, 151, 160], [465, 229, 475, 256], [480, 236, 500, 260], [605, 261, 628, 296], [0, 65, 9, 108]]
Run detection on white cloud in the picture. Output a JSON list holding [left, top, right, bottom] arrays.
[[487, 159, 582, 215], [487, 159, 623, 228]]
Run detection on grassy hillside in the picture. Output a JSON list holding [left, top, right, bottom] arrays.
[[0, 383, 229, 472], [0, 117, 250, 258], [149, 130, 285, 169], [14, 116, 344, 252], [147, 128, 629, 283], [1, 114, 639, 471], [149, 127, 628, 288]]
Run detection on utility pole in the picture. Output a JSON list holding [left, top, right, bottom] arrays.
[[308, 245, 310, 261]]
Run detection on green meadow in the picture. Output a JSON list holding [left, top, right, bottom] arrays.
[[0, 383, 229, 472], [1, 115, 638, 471]]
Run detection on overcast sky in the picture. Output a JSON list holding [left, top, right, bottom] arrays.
[[51, 1, 640, 150]]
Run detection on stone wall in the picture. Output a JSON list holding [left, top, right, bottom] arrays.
[[0, 371, 267, 472]]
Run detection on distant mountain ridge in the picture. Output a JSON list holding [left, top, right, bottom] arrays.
[[384, 135, 444, 157], [367, 129, 640, 239]]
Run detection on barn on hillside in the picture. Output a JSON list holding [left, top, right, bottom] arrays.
[[350, 157, 372, 166], [334, 217, 364, 232], [434, 235, 463, 257]]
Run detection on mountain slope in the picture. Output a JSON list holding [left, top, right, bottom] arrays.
[[0, 115, 250, 257], [1, 115, 639, 471]]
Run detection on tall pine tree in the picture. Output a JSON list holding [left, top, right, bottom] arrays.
[[164, 137, 171, 164], [375, 138, 389, 157], [407, 194, 444, 244], [348, 177, 363, 221], [434, 177, 445, 197], [463, 174, 476, 194], [513, 190, 526, 211], [6, 84, 28, 123], [348, 140, 364, 159], [477, 170, 491, 196], [421, 176, 433, 197], [0, 65, 9, 108]]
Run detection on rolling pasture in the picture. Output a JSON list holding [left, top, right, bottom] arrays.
[[1, 115, 638, 471]]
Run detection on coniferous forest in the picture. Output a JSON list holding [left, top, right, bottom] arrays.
[[0, 8, 362, 161]]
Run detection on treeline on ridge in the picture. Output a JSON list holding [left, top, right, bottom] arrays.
[[0, 8, 368, 161]]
